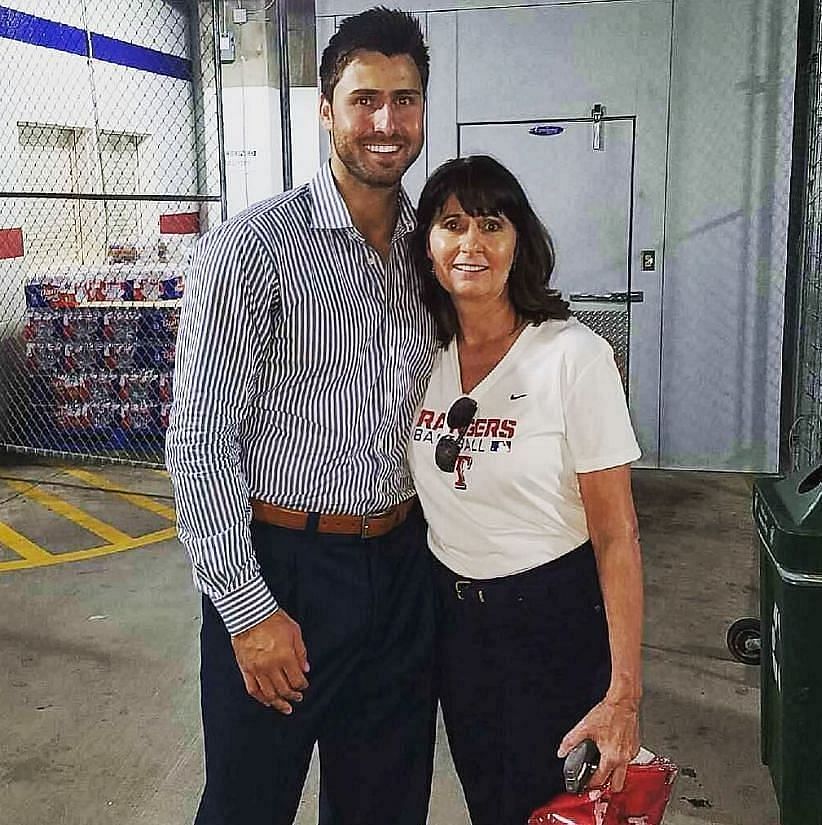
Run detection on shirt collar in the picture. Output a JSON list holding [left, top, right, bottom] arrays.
[[309, 160, 416, 240], [394, 185, 416, 240], [309, 162, 352, 230]]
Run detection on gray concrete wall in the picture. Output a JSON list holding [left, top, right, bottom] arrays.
[[660, 0, 798, 471]]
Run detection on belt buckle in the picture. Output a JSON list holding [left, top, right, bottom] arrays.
[[361, 502, 399, 538], [455, 580, 471, 600], [361, 510, 386, 538], [455, 580, 484, 602]]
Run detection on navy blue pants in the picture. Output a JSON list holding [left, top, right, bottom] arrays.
[[195, 507, 436, 825], [434, 542, 611, 825]]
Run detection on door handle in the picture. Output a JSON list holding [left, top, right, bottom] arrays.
[[569, 291, 644, 303], [592, 103, 605, 151]]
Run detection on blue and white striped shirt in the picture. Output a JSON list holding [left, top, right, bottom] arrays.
[[166, 162, 436, 635]]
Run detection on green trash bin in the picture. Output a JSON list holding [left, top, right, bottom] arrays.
[[753, 461, 822, 825]]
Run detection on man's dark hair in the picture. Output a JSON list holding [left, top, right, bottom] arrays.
[[319, 7, 429, 103], [411, 155, 570, 347]]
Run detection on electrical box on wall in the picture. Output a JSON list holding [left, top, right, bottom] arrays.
[[220, 31, 235, 63]]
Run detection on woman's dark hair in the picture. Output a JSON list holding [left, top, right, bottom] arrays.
[[411, 155, 570, 346], [320, 7, 429, 103]]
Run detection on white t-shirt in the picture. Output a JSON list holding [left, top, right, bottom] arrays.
[[407, 317, 641, 579]]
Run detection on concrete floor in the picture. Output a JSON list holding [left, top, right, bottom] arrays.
[[0, 462, 779, 825]]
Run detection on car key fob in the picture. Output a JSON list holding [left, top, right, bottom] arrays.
[[563, 738, 601, 793]]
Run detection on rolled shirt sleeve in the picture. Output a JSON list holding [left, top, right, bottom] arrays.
[[166, 220, 280, 635]]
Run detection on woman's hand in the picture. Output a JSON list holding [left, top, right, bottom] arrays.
[[571, 464, 643, 792], [557, 695, 640, 792]]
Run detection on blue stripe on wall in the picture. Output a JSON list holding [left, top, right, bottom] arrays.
[[91, 33, 191, 81], [0, 5, 191, 81], [0, 6, 86, 56]]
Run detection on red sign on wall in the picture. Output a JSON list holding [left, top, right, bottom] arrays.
[[0, 228, 24, 259], [159, 212, 200, 235]]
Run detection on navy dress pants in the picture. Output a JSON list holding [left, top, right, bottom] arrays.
[[434, 542, 611, 825], [195, 507, 436, 825]]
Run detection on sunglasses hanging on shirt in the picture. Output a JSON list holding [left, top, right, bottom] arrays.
[[435, 396, 478, 472]]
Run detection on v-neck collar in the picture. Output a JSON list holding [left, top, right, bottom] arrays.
[[450, 321, 540, 398]]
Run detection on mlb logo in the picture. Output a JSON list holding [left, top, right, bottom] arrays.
[[490, 440, 512, 453]]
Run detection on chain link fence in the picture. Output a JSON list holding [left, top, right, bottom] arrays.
[[790, 0, 822, 471], [0, 0, 225, 468]]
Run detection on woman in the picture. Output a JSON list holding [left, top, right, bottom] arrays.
[[407, 155, 643, 825]]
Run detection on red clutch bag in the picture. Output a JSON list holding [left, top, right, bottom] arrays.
[[528, 751, 679, 825]]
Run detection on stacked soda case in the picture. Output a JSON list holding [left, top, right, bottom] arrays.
[[22, 266, 182, 453]]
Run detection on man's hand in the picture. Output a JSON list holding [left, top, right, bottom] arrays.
[[231, 609, 310, 714]]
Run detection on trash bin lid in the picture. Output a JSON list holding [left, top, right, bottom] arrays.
[[753, 460, 822, 576]]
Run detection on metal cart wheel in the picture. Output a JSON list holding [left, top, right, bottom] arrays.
[[727, 617, 761, 665]]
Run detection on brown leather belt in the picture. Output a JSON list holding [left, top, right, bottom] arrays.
[[250, 496, 417, 539]]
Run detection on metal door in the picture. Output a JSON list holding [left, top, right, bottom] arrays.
[[460, 116, 646, 416]]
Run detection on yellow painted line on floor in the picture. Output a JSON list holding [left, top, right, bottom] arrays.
[[0, 522, 54, 564], [62, 468, 177, 522], [3, 480, 132, 544], [0, 525, 178, 573]]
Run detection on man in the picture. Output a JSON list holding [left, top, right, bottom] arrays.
[[166, 8, 437, 825]]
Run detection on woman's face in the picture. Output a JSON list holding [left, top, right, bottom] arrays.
[[426, 194, 517, 307]]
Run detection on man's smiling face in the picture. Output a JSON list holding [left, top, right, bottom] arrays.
[[321, 50, 424, 190]]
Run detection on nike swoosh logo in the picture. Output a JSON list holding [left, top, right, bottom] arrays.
[[510, 393, 528, 400]]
